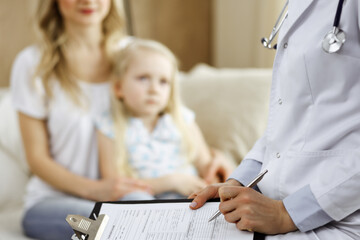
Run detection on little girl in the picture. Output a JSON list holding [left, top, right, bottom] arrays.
[[96, 39, 231, 198]]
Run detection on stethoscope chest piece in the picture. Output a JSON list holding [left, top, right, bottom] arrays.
[[322, 0, 346, 53], [322, 27, 346, 53]]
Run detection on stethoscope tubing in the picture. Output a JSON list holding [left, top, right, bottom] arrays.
[[333, 0, 345, 28], [263, 0, 288, 48], [262, 0, 346, 53]]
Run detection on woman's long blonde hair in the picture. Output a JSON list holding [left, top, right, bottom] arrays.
[[111, 39, 196, 177], [33, 0, 126, 103]]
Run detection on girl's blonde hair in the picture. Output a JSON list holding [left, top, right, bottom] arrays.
[[111, 39, 196, 177], [33, 0, 126, 103]]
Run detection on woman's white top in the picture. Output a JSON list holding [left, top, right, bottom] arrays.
[[10, 46, 111, 209]]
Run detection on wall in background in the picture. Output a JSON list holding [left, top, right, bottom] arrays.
[[213, 0, 284, 68], [129, 0, 212, 71], [0, 0, 37, 87], [0, 0, 284, 87]]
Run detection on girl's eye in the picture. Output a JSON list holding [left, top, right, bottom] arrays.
[[160, 79, 169, 85], [137, 75, 149, 81]]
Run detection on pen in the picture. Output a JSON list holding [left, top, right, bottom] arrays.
[[208, 169, 268, 222]]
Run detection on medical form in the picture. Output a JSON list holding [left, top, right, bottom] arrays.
[[96, 201, 253, 240]]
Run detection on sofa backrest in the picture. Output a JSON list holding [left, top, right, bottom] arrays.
[[180, 64, 271, 164]]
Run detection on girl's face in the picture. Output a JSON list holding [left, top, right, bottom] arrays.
[[57, 0, 111, 27], [114, 49, 173, 119]]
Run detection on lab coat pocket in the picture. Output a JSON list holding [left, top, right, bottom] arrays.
[[303, 52, 360, 150], [304, 51, 360, 104], [281, 149, 352, 198]]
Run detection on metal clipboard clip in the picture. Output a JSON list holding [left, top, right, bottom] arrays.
[[66, 214, 109, 240]]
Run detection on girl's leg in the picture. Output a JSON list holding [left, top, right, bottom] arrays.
[[155, 192, 186, 200], [22, 197, 95, 240], [121, 191, 155, 201]]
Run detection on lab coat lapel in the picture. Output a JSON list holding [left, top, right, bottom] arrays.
[[279, 0, 315, 40]]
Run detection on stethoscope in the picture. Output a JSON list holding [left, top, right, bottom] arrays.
[[261, 0, 346, 53]]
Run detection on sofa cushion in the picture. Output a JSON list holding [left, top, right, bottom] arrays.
[[180, 64, 271, 164], [0, 92, 29, 209], [0, 92, 28, 172], [0, 91, 31, 238]]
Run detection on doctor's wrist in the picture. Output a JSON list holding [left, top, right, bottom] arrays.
[[278, 200, 298, 233], [225, 178, 243, 187]]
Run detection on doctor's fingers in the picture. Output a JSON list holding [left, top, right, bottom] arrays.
[[218, 185, 249, 202], [188, 184, 222, 209]]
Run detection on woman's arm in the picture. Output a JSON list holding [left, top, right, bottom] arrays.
[[19, 112, 99, 199], [19, 112, 149, 201]]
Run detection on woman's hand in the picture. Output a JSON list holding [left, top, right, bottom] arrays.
[[90, 177, 152, 201], [203, 149, 235, 184], [217, 186, 297, 234]]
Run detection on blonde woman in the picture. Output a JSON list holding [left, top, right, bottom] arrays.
[[96, 39, 234, 199], [10, 1, 150, 239]]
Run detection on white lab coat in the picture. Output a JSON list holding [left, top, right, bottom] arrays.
[[244, 0, 360, 239]]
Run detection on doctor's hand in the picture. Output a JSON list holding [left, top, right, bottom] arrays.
[[188, 179, 241, 207], [217, 186, 297, 234]]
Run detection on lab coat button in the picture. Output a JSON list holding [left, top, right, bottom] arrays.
[[276, 152, 281, 158], [283, 43, 288, 49], [278, 98, 283, 105]]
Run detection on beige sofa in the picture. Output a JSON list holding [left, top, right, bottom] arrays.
[[0, 64, 271, 239]]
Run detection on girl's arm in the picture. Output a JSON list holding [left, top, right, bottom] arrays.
[[97, 130, 118, 179], [188, 122, 212, 175], [144, 174, 207, 196], [97, 129, 152, 194], [188, 122, 234, 183]]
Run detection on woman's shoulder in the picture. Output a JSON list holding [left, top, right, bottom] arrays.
[[12, 45, 41, 69], [15, 45, 41, 60]]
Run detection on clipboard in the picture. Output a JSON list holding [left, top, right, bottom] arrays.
[[66, 198, 265, 240]]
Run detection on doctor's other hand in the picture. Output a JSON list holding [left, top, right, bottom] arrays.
[[217, 186, 297, 234], [188, 179, 241, 208], [90, 177, 152, 201]]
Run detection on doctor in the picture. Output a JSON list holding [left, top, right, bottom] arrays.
[[189, 0, 360, 239]]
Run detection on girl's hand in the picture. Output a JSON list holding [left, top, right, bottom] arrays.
[[217, 186, 297, 234], [203, 149, 234, 183], [91, 177, 152, 201], [170, 174, 208, 196]]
